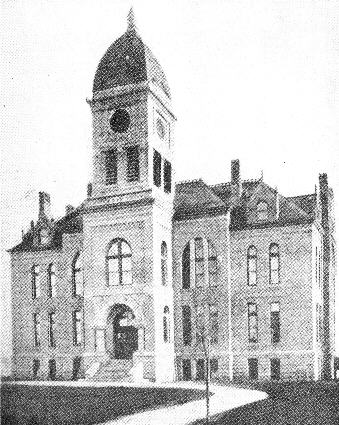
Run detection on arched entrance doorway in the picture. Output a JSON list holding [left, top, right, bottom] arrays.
[[107, 304, 138, 360]]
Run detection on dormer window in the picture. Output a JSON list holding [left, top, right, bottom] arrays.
[[40, 229, 49, 245], [257, 201, 268, 221]]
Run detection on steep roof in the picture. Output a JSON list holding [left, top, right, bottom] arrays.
[[93, 12, 170, 97], [174, 179, 228, 220]]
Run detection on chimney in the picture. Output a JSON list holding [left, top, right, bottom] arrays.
[[87, 183, 93, 198], [318, 173, 331, 380], [319, 173, 329, 229], [65, 205, 74, 215], [231, 159, 242, 197], [38, 192, 51, 220], [275, 187, 280, 219]]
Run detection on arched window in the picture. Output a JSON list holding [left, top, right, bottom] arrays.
[[107, 239, 132, 286], [72, 253, 83, 296], [247, 246, 257, 286], [269, 243, 280, 284], [208, 242, 218, 286], [257, 201, 268, 221], [182, 243, 190, 289], [163, 306, 170, 343], [48, 264, 56, 298], [182, 238, 219, 288], [32, 265, 40, 299], [161, 242, 168, 286], [195, 238, 204, 287], [182, 305, 192, 346]]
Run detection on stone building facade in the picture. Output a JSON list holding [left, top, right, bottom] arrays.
[[9, 11, 336, 382]]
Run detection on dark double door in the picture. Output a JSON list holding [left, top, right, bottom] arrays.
[[114, 325, 138, 359]]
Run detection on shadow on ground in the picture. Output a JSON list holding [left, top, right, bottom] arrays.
[[193, 381, 339, 425], [1, 384, 204, 425]]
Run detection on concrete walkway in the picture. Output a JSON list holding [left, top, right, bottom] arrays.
[[9, 380, 267, 425]]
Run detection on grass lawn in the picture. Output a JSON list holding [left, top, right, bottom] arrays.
[[193, 381, 339, 425], [1, 383, 204, 425]]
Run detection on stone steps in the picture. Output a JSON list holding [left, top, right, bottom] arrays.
[[90, 359, 133, 382]]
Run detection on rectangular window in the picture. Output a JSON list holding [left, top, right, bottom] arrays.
[[270, 358, 280, 380], [72, 356, 82, 380], [48, 312, 56, 348], [248, 303, 258, 343], [32, 266, 40, 299], [248, 358, 258, 380], [196, 304, 205, 344], [210, 358, 219, 374], [208, 244, 218, 287], [270, 302, 280, 343], [182, 244, 190, 289], [196, 359, 205, 380], [209, 305, 219, 345], [48, 265, 56, 298], [182, 305, 192, 346], [33, 313, 40, 347], [163, 160, 172, 193], [153, 150, 162, 187], [32, 359, 40, 379], [48, 359, 56, 380], [126, 146, 140, 182], [182, 359, 192, 381], [104, 149, 118, 185], [95, 329, 106, 352], [73, 311, 82, 346]]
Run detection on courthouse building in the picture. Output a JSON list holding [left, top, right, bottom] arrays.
[[10, 10, 336, 382]]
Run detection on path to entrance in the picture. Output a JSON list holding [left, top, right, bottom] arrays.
[[9, 380, 266, 425], [96, 381, 267, 425]]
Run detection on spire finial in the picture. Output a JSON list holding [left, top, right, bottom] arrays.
[[260, 169, 264, 181], [127, 7, 137, 32]]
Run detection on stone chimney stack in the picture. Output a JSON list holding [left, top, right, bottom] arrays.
[[231, 159, 242, 197], [38, 192, 51, 220]]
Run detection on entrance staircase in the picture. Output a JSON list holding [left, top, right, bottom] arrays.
[[90, 359, 133, 382]]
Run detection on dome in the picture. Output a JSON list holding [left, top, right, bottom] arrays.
[[93, 9, 171, 98]]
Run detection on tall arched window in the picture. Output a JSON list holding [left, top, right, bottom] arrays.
[[182, 238, 218, 288], [107, 239, 132, 286], [257, 201, 268, 221], [32, 265, 40, 299], [195, 238, 205, 287], [208, 242, 218, 286], [48, 264, 56, 298], [161, 242, 168, 286], [163, 306, 170, 343], [72, 253, 83, 297], [247, 246, 257, 286], [269, 243, 280, 284], [182, 243, 190, 289], [182, 305, 192, 346]]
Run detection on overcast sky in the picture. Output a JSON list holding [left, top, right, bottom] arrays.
[[1, 0, 339, 357]]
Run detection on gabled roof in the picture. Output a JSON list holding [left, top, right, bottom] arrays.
[[10, 208, 83, 253]]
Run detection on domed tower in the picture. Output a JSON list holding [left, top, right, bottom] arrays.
[[82, 9, 176, 382]]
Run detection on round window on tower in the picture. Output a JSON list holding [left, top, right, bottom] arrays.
[[110, 109, 130, 133], [156, 118, 165, 139]]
